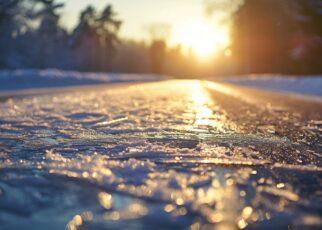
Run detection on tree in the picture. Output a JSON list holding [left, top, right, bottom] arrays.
[[71, 4, 121, 71], [0, 0, 26, 68], [231, 0, 322, 74], [71, 6, 99, 71], [112, 40, 151, 73], [34, 0, 68, 68], [150, 40, 166, 74], [0, 1, 123, 71], [290, 0, 322, 74], [0, 0, 70, 69], [231, 0, 298, 74], [96, 5, 122, 71], [0, 0, 20, 24], [147, 24, 170, 74]]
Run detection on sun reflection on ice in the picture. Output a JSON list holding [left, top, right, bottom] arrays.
[[190, 81, 226, 132]]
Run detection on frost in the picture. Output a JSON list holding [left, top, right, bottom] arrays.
[[0, 79, 321, 229]]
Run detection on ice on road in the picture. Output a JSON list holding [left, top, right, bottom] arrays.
[[0, 80, 321, 229]]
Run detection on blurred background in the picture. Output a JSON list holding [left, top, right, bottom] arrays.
[[0, 0, 321, 77]]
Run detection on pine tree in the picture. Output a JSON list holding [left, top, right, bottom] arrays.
[[0, 0, 25, 68], [71, 4, 121, 71], [34, 0, 68, 68], [96, 5, 122, 71]]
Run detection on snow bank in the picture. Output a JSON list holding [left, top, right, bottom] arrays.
[[225, 75, 322, 97], [0, 69, 162, 91]]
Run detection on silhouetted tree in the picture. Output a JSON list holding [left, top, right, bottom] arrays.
[[231, 0, 298, 74], [0, 0, 19, 24], [0, 0, 26, 68], [150, 40, 166, 74], [231, 0, 322, 74], [0, 0, 71, 69], [290, 0, 322, 74], [34, 0, 69, 68], [112, 40, 151, 73], [71, 6, 100, 71], [96, 5, 122, 71], [71, 4, 121, 71]]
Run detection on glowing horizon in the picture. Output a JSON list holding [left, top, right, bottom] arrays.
[[60, 0, 233, 59], [173, 19, 230, 58]]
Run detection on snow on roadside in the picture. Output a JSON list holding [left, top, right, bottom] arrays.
[[224, 75, 322, 97], [0, 69, 162, 91]]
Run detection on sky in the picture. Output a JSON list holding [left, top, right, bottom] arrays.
[[61, 1, 209, 41], [59, 0, 235, 56]]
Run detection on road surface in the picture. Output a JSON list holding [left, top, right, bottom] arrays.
[[0, 80, 321, 229]]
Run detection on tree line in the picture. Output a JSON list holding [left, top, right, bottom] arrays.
[[0, 0, 122, 71]]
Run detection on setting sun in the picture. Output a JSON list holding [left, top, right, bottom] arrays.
[[175, 20, 230, 59]]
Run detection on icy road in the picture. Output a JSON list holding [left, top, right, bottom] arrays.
[[0, 80, 321, 229]]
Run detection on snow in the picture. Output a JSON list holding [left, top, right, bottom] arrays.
[[0, 79, 321, 229], [224, 75, 322, 97], [1, 70, 321, 99], [0, 69, 322, 99], [0, 69, 162, 91]]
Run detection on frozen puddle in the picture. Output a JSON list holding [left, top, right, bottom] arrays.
[[0, 80, 321, 229]]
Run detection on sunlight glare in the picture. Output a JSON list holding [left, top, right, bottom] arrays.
[[175, 21, 229, 59], [191, 81, 225, 132]]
